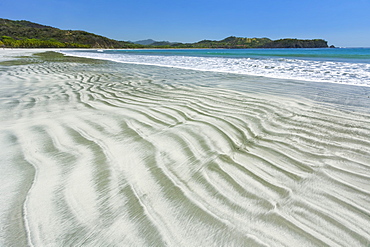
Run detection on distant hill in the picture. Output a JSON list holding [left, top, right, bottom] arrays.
[[167, 36, 328, 49], [0, 18, 142, 48], [260, 38, 328, 48], [0, 18, 329, 49], [134, 39, 180, 46], [134, 39, 157, 45], [135, 36, 328, 49], [182, 36, 273, 48]]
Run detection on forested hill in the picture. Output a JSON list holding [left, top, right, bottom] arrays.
[[0, 18, 142, 48], [167, 36, 328, 48], [0, 18, 329, 49]]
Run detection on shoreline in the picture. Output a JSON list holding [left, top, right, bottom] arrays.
[[60, 48, 370, 88]]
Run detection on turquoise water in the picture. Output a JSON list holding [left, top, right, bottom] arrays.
[[63, 48, 370, 86], [103, 48, 370, 62]]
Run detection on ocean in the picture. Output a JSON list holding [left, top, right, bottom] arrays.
[[1, 49, 370, 246], [63, 48, 370, 86]]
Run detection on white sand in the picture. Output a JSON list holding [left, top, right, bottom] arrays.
[[1, 50, 370, 246]]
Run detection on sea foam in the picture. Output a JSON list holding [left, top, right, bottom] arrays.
[[62, 50, 370, 87]]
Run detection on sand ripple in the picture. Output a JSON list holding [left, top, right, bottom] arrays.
[[0, 52, 370, 246]]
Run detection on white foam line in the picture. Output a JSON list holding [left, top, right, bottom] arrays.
[[23, 180, 36, 247], [23, 192, 35, 247], [59, 50, 370, 87], [18, 133, 38, 247]]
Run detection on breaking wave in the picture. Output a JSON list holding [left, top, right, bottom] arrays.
[[62, 49, 370, 87]]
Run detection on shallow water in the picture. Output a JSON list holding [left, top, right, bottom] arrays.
[[0, 51, 370, 246], [63, 48, 370, 87]]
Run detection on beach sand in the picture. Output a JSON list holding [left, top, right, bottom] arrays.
[[1, 50, 369, 246]]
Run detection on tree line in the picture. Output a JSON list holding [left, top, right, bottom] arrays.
[[1, 36, 90, 48]]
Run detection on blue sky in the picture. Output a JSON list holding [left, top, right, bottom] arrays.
[[1, 0, 369, 47]]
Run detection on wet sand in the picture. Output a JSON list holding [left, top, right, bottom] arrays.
[[1, 50, 369, 246]]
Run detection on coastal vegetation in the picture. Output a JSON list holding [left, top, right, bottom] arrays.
[[260, 38, 328, 48], [0, 18, 329, 49], [1, 35, 90, 48], [171, 36, 273, 48], [0, 18, 144, 48], [144, 37, 328, 49]]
